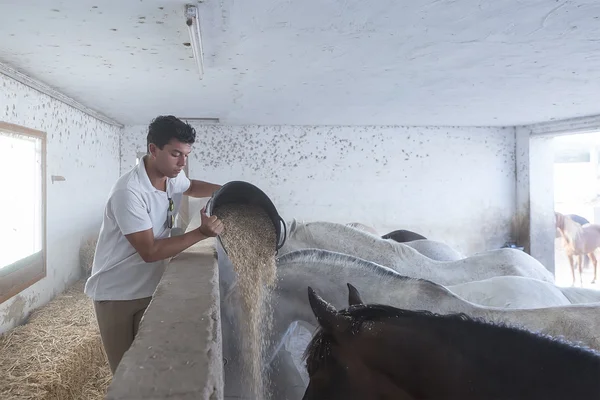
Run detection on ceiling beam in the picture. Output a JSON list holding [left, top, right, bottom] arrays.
[[526, 114, 600, 137], [0, 61, 123, 128]]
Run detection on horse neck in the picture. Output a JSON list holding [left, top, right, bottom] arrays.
[[353, 319, 462, 397], [277, 257, 473, 316], [275, 259, 369, 317], [563, 218, 583, 241], [292, 223, 414, 260], [357, 316, 600, 397], [560, 287, 600, 303], [282, 227, 453, 287], [385, 275, 475, 314]]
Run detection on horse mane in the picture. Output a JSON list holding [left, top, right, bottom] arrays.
[[276, 249, 465, 304], [303, 303, 600, 376], [290, 220, 378, 241], [346, 222, 379, 235], [276, 248, 424, 284]]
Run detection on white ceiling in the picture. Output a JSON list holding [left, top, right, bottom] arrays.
[[2, 0, 600, 127]]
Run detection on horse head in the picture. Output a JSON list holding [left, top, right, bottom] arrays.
[[555, 211, 565, 231], [307, 286, 352, 335], [303, 284, 600, 400], [303, 286, 416, 400]]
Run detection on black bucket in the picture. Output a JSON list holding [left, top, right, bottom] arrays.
[[205, 180, 287, 253]]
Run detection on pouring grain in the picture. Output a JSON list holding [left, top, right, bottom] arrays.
[[213, 203, 277, 399]]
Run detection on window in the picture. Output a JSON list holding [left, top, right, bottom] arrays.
[[0, 122, 46, 304]]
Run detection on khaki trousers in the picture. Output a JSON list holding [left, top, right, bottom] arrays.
[[93, 297, 152, 374]]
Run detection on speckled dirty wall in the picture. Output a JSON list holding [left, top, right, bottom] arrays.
[[122, 124, 516, 255], [515, 127, 556, 271], [0, 74, 121, 334]]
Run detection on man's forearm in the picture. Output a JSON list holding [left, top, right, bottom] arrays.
[[145, 228, 208, 262], [185, 180, 222, 198]]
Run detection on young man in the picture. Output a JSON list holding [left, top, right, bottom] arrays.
[[84, 115, 224, 374]]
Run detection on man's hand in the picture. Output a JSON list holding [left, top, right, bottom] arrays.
[[199, 207, 224, 237]]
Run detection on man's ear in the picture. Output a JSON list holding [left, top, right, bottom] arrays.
[[148, 143, 157, 157]]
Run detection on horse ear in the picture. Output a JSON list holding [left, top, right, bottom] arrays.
[[347, 283, 364, 306], [308, 287, 351, 334], [288, 218, 297, 233]]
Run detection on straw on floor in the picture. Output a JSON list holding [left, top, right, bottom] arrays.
[[0, 279, 111, 400]]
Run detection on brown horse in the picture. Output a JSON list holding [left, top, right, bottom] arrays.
[[555, 212, 600, 286], [302, 283, 600, 400]]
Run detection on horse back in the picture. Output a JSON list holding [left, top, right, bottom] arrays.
[[579, 224, 600, 251], [567, 214, 590, 226]]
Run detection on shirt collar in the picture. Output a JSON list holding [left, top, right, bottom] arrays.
[[137, 155, 162, 193]]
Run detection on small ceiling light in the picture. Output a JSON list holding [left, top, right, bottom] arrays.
[[185, 4, 204, 79]]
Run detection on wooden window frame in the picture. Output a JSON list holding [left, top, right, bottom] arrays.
[[0, 122, 47, 304]]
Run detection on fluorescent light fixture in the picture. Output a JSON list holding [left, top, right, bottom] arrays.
[[185, 4, 204, 79], [180, 117, 220, 124]]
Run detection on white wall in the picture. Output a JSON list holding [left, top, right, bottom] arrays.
[[528, 134, 556, 272], [0, 74, 121, 334], [122, 124, 516, 256], [515, 128, 531, 253], [516, 127, 557, 272]]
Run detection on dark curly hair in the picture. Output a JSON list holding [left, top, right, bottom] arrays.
[[146, 115, 196, 151]]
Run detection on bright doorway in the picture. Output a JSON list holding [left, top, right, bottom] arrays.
[[553, 132, 600, 288]]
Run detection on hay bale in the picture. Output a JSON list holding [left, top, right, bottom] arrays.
[[80, 236, 98, 277], [0, 280, 111, 400]]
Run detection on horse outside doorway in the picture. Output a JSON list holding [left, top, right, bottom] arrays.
[[553, 133, 600, 290]]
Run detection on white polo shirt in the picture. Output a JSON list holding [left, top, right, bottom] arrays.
[[84, 156, 191, 301]]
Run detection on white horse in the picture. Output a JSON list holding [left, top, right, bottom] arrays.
[[319, 220, 463, 261], [560, 286, 600, 304], [279, 220, 554, 284], [448, 275, 570, 308], [339, 221, 463, 261], [269, 250, 600, 358], [345, 222, 379, 235], [401, 238, 464, 261]]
